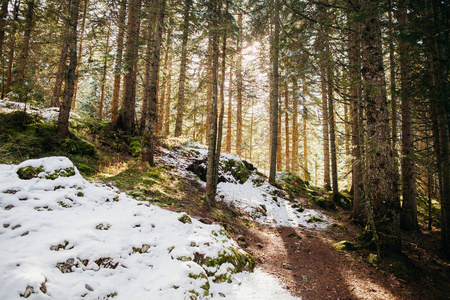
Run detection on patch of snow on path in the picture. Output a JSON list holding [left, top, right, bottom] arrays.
[[0, 157, 301, 299]]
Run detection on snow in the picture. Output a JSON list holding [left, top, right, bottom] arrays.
[[158, 142, 328, 229], [0, 98, 76, 122], [0, 157, 301, 299]]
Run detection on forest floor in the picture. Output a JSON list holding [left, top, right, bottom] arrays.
[[146, 144, 450, 300]]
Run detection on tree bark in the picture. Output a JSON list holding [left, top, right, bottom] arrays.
[[361, 0, 401, 252], [142, 0, 165, 166], [236, 12, 243, 156], [226, 67, 232, 152], [57, 0, 80, 136], [51, 27, 70, 107], [303, 105, 309, 180], [277, 95, 282, 171], [174, 0, 192, 137], [348, 1, 364, 221], [71, 0, 88, 111], [118, 0, 142, 132], [5, 0, 19, 95], [99, 25, 111, 120], [269, 0, 280, 184], [292, 79, 299, 174], [206, 0, 220, 207], [398, 0, 418, 231], [17, 0, 35, 86], [111, 0, 127, 123], [284, 81, 290, 173], [0, 0, 8, 95], [328, 63, 339, 197]]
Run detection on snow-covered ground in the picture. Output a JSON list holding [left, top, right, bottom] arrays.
[[0, 156, 301, 299], [159, 142, 328, 229]]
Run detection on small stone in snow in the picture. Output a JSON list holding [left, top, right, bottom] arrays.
[[85, 284, 94, 291], [219, 292, 226, 297]]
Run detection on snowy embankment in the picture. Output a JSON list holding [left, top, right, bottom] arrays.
[[159, 142, 327, 229], [0, 156, 300, 299]]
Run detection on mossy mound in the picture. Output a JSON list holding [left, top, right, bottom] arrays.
[[333, 240, 357, 251], [276, 172, 317, 200]]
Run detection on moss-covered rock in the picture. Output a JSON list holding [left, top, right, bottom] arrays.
[[333, 240, 357, 251], [16, 165, 45, 180], [178, 213, 192, 224]]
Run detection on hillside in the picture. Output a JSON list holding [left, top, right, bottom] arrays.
[[1, 109, 449, 299]]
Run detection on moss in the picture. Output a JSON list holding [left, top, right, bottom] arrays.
[[333, 240, 357, 251], [44, 167, 76, 180], [292, 203, 304, 212], [219, 158, 253, 184], [307, 216, 324, 223], [178, 213, 192, 224], [17, 165, 44, 179], [366, 253, 379, 266]]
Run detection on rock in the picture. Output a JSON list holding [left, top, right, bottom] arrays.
[[85, 284, 94, 292], [256, 243, 264, 249], [21, 286, 34, 298], [282, 263, 294, 270]]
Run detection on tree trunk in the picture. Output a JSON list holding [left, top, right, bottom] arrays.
[[236, 12, 243, 156], [205, 42, 212, 144], [71, 0, 88, 111], [142, 0, 165, 166], [398, 0, 418, 231], [164, 35, 172, 136], [110, 0, 127, 123], [426, 0, 450, 256], [118, 0, 142, 132], [5, 0, 19, 95], [57, 0, 80, 136], [99, 25, 111, 120], [226, 67, 232, 152], [348, 1, 364, 221], [321, 73, 331, 190], [303, 105, 309, 180], [17, 0, 35, 86], [292, 79, 299, 174], [0, 0, 8, 95], [284, 81, 290, 173], [328, 64, 339, 197], [388, 0, 400, 192], [361, 0, 401, 253], [174, 0, 192, 137], [277, 95, 282, 171], [205, 0, 220, 207], [269, 0, 280, 184], [51, 27, 70, 107]]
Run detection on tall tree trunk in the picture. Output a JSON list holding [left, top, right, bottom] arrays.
[[361, 0, 401, 253], [292, 79, 299, 174], [277, 96, 282, 171], [0, 0, 8, 95], [5, 0, 19, 95], [284, 81, 290, 172], [388, 0, 400, 192], [235, 12, 243, 156], [213, 22, 227, 197], [174, 0, 192, 137], [303, 105, 309, 180], [205, 0, 220, 207], [51, 27, 69, 107], [321, 73, 331, 190], [142, 0, 165, 166], [111, 0, 127, 123], [71, 0, 88, 111], [17, 0, 35, 86], [328, 64, 339, 197], [398, 0, 418, 231], [99, 25, 111, 120], [57, 0, 80, 136], [164, 30, 173, 136], [348, 1, 364, 221], [226, 67, 232, 152], [118, 0, 142, 132], [205, 42, 212, 145], [269, 0, 280, 184], [426, 0, 450, 256]]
